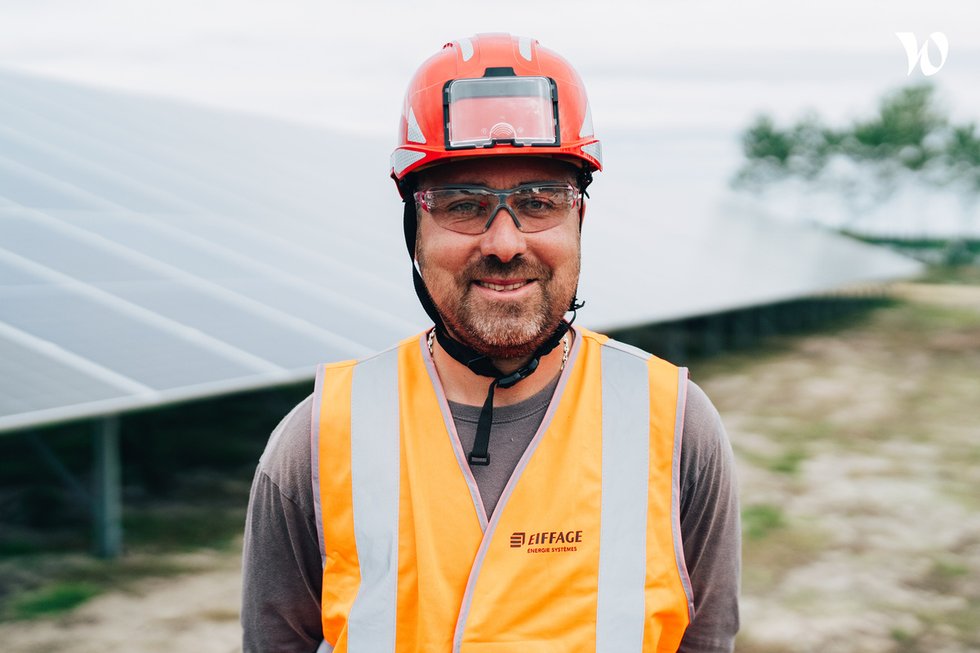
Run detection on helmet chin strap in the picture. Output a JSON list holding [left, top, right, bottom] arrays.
[[403, 200, 581, 466]]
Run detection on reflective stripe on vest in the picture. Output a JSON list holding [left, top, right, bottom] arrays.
[[348, 351, 400, 651], [313, 327, 693, 652], [596, 341, 654, 651]]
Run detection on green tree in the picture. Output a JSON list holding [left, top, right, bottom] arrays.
[[734, 83, 980, 198]]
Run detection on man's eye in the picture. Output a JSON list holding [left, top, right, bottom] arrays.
[[445, 200, 486, 216], [515, 196, 558, 213]]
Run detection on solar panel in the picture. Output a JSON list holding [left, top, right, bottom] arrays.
[[0, 331, 133, 414], [0, 69, 431, 432], [0, 69, 922, 433]]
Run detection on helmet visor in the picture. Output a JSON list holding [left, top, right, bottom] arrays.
[[446, 76, 558, 149]]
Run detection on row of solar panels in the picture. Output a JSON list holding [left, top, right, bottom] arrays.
[[0, 69, 921, 432], [0, 69, 427, 431]]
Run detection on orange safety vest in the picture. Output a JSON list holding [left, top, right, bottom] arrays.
[[312, 327, 693, 652]]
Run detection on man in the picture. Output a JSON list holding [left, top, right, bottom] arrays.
[[243, 34, 740, 652]]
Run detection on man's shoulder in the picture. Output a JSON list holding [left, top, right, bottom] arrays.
[[577, 330, 727, 463], [573, 331, 728, 472], [680, 379, 733, 483], [683, 380, 725, 443], [257, 394, 315, 498]]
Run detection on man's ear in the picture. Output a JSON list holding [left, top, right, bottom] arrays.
[[578, 199, 587, 230]]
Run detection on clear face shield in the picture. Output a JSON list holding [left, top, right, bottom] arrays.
[[444, 76, 559, 149]]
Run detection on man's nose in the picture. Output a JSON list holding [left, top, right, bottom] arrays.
[[479, 205, 526, 263]]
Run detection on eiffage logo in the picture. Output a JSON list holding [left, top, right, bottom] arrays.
[[895, 32, 949, 76], [510, 529, 583, 553]]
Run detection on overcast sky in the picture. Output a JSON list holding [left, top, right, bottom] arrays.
[[2, 1, 977, 235], [2, 0, 977, 135]]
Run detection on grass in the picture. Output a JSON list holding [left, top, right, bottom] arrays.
[[765, 448, 808, 475], [123, 506, 245, 552], [0, 553, 192, 621], [9, 582, 101, 619], [742, 504, 786, 540], [0, 383, 307, 621], [919, 264, 980, 284], [909, 556, 971, 595], [736, 445, 810, 477], [0, 494, 247, 621], [891, 300, 980, 333]]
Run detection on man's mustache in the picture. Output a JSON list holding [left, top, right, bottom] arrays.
[[463, 257, 549, 280]]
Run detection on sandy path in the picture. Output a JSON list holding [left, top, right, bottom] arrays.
[[699, 283, 980, 652], [0, 551, 243, 653], [892, 282, 980, 311]]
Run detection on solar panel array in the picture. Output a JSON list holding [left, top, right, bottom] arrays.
[[0, 69, 426, 432], [0, 70, 922, 433]]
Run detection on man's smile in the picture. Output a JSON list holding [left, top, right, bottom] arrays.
[[473, 278, 536, 293]]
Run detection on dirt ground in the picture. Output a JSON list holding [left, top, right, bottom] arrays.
[[707, 283, 980, 653], [0, 282, 977, 653], [0, 550, 242, 653]]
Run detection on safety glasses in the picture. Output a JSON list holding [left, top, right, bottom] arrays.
[[414, 183, 581, 234]]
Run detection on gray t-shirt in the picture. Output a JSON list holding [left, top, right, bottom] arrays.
[[242, 374, 740, 653], [447, 373, 561, 516]]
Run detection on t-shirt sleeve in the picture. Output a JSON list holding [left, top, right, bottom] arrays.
[[677, 380, 741, 653], [241, 394, 325, 653]]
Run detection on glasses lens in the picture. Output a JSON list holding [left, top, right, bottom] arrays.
[[418, 188, 495, 234], [508, 185, 577, 232], [417, 185, 577, 234]]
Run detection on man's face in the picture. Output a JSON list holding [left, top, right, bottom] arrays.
[[415, 156, 582, 360]]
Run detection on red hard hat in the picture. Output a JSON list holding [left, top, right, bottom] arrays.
[[391, 34, 602, 195]]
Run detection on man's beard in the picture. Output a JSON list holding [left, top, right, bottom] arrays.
[[420, 254, 578, 361]]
